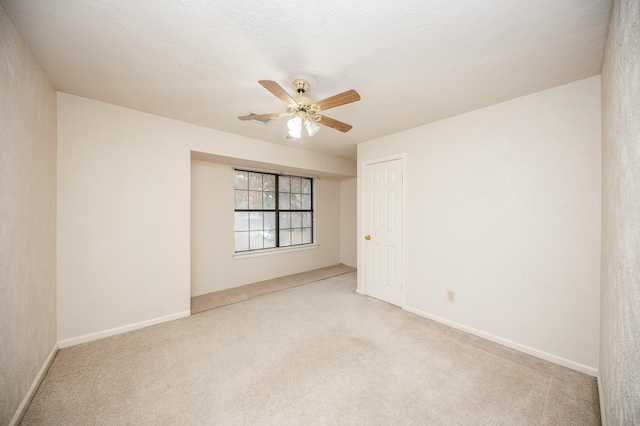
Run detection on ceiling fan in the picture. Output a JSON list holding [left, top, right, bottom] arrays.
[[238, 79, 361, 139]]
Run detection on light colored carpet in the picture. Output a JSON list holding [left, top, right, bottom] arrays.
[[191, 264, 356, 314], [21, 271, 600, 425]]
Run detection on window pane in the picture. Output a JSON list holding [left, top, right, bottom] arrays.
[[280, 212, 290, 229], [263, 192, 276, 210], [291, 212, 302, 228], [301, 178, 311, 194], [291, 229, 302, 245], [279, 229, 291, 246], [302, 212, 312, 227], [235, 232, 249, 251], [291, 194, 301, 210], [279, 193, 290, 210], [264, 231, 276, 248], [264, 212, 276, 230], [234, 190, 248, 209], [249, 212, 263, 230], [291, 177, 301, 193], [302, 194, 311, 210], [302, 228, 312, 244], [249, 191, 262, 209], [234, 171, 248, 190], [263, 174, 275, 191], [249, 231, 263, 250], [234, 212, 249, 231], [235, 171, 313, 252], [279, 176, 290, 193], [249, 173, 262, 190]]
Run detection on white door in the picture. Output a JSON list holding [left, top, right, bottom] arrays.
[[363, 158, 404, 307]]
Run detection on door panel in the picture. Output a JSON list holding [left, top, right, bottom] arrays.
[[364, 158, 403, 307]]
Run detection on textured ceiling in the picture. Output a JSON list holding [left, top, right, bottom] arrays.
[[2, 0, 611, 160]]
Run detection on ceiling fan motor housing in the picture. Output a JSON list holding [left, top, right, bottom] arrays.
[[288, 96, 320, 119], [287, 80, 319, 119], [293, 95, 314, 106]]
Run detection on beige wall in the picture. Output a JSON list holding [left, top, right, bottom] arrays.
[[340, 178, 357, 267], [0, 5, 58, 425], [358, 76, 601, 374], [56, 93, 192, 344], [57, 93, 356, 345], [190, 160, 345, 296], [600, 0, 640, 422]]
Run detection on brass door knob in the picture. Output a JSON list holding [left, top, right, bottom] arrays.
[[365, 235, 371, 240]]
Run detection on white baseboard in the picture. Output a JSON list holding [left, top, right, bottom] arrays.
[[10, 343, 58, 426], [57, 311, 191, 349], [404, 306, 598, 377], [355, 288, 365, 295]]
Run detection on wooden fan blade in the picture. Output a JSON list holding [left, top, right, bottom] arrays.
[[318, 115, 353, 133], [238, 112, 284, 121], [314, 89, 360, 111], [259, 80, 298, 105]]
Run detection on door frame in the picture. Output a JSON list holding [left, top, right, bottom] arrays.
[[357, 153, 407, 308]]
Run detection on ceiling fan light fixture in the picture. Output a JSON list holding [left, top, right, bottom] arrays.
[[305, 118, 320, 137], [239, 79, 360, 138], [287, 116, 302, 139]]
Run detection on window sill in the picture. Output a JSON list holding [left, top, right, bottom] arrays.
[[233, 244, 319, 259]]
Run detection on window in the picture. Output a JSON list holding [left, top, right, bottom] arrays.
[[234, 169, 313, 253]]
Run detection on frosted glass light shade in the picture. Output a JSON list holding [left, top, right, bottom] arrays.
[[287, 116, 302, 139], [305, 119, 320, 137]]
